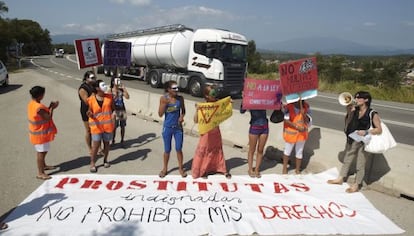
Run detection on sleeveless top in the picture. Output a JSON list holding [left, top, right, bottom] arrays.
[[164, 95, 182, 128], [79, 83, 95, 114], [112, 89, 126, 111]]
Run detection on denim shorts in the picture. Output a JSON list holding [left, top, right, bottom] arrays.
[[249, 124, 269, 135], [91, 132, 113, 142]]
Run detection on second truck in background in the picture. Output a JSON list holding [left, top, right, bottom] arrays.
[[100, 24, 248, 97]]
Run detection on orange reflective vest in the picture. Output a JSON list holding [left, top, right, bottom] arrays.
[[27, 100, 57, 145], [283, 103, 309, 143], [87, 94, 114, 134]]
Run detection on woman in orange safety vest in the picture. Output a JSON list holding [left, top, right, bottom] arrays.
[[27, 86, 59, 180], [282, 99, 312, 175], [86, 79, 115, 173]]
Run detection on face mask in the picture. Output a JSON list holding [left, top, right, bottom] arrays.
[[99, 82, 108, 92]]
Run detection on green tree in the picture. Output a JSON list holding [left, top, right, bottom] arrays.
[[379, 60, 402, 88], [247, 40, 262, 73], [326, 56, 344, 83]]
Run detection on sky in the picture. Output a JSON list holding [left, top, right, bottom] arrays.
[[3, 0, 414, 49]]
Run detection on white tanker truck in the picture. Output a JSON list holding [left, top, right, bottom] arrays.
[[101, 24, 248, 97]]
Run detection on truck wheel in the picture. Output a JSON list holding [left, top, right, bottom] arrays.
[[149, 70, 161, 88], [189, 77, 202, 97]]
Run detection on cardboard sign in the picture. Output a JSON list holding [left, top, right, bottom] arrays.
[[103, 40, 132, 67], [242, 78, 282, 110], [74, 38, 103, 69], [279, 57, 318, 95], [197, 96, 232, 135]]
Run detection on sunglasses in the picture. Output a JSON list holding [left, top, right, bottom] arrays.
[[170, 85, 179, 91]]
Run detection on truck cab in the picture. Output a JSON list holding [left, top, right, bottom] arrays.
[[187, 29, 248, 97]]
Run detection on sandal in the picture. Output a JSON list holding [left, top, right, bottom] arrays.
[[159, 170, 167, 178], [90, 166, 97, 173], [36, 175, 51, 180], [255, 172, 262, 178], [103, 162, 111, 168], [327, 179, 343, 185], [0, 223, 8, 230]]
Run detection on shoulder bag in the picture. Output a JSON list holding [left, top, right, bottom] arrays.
[[364, 110, 397, 154]]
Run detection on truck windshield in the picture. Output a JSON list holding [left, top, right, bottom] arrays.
[[218, 43, 247, 63]]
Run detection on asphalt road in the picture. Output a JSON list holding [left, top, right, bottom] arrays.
[[0, 57, 413, 235], [29, 55, 414, 146]]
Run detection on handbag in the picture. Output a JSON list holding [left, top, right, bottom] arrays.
[[364, 110, 397, 154], [270, 109, 284, 123]]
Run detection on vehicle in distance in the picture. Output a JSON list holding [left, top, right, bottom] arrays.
[[0, 60, 9, 87], [55, 48, 64, 58], [100, 24, 248, 97]]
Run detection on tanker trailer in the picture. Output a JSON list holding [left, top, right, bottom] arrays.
[[102, 24, 248, 97]]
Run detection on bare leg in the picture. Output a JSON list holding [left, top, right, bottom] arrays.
[[282, 155, 289, 174], [295, 158, 302, 174], [159, 152, 170, 177], [120, 126, 125, 143], [90, 140, 100, 172], [177, 150, 187, 177], [37, 151, 50, 178], [112, 127, 117, 144], [247, 133, 258, 177], [83, 121, 92, 154], [255, 133, 268, 178], [103, 141, 110, 163]]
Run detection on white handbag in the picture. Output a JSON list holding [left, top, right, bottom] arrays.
[[364, 110, 397, 154]]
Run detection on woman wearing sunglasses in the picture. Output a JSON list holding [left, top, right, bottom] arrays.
[[158, 81, 187, 178]]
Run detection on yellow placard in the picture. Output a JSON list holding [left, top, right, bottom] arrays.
[[197, 96, 233, 135]]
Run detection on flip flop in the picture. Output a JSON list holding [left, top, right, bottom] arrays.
[[36, 175, 51, 180]]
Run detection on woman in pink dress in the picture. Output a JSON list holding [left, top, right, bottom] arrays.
[[191, 85, 231, 179]]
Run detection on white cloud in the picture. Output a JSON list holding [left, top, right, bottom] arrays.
[[109, 0, 151, 6], [363, 22, 376, 27], [56, 5, 239, 36], [402, 21, 414, 27]]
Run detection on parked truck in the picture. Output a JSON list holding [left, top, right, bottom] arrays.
[[100, 24, 248, 97]]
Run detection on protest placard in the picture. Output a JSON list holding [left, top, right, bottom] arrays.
[[197, 96, 232, 135], [242, 78, 282, 110], [279, 57, 318, 96], [74, 38, 102, 69], [103, 40, 131, 67]]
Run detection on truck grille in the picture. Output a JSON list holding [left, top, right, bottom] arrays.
[[223, 62, 246, 95]]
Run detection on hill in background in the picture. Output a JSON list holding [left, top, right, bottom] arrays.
[[52, 34, 414, 56]]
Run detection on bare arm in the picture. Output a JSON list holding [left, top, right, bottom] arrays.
[[158, 96, 168, 117], [370, 113, 383, 135], [79, 88, 89, 104]]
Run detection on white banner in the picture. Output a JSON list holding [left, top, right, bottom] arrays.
[[2, 169, 404, 235]]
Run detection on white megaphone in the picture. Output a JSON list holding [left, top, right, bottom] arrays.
[[338, 92, 355, 106]]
